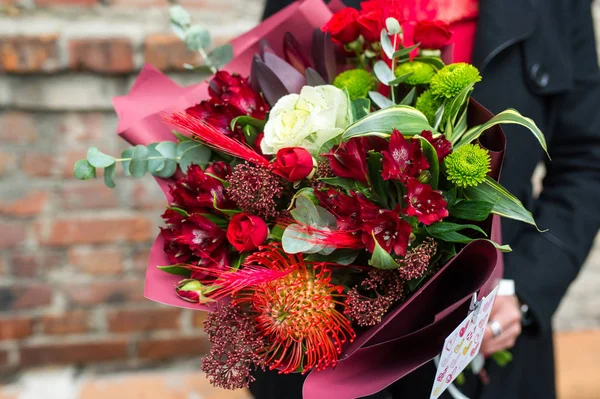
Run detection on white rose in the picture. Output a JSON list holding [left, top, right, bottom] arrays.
[[261, 85, 351, 156]]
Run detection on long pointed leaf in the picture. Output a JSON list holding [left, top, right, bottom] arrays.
[[342, 105, 433, 140], [464, 176, 543, 230], [456, 109, 549, 158], [417, 137, 439, 189]]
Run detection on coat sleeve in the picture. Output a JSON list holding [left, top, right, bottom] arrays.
[[504, 0, 600, 333]]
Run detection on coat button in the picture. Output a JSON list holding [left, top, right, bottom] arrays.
[[529, 63, 550, 88]]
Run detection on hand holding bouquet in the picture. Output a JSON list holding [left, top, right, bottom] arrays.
[[73, 0, 547, 396]]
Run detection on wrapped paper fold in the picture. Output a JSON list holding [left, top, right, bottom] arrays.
[[112, 0, 507, 396]]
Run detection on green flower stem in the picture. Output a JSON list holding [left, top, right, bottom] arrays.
[[113, 156, 173, 162], [198, 47, 217, 74], [390, 34, 398, 104]]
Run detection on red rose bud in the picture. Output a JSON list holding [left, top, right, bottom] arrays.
[[273, 147, 315, 181], [322, 7, 361, 45], [226, 213, 269, 252], [403, 177, 449, 225], [322, 138, 370, 184], [420, 130, 453, 162], [357, 9, 383, 42], [176, 279, 219, 303], [413, 20, 453, 50]]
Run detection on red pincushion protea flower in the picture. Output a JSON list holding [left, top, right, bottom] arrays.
[[403, 178, 449, 225], [234, 244, 355, 374], [382, 130, 430, 182]]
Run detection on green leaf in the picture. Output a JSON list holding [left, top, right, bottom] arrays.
[[455, 109, 549, 158], [369, 233, 399, 269], [169, 5, 191, 27], [426, 222, 487, 236], [392, 43, 420, 59], [156, 141, 178, 159], [399, 87, 417, 106], [87, 147, 115, 168], [198, 213, 228, 229], [342, 105, 433, 140], [306, 249, 360, 265], [282, 224, 317, 254], [318, 135, 342, 155], [380, 29, 394, 59], [318, 177, 369, 196], [374, 60, 395, 86], [444, 82, 475, 141], [212, 193, 241, 217], [412, 56, 445, 70], [104, 163, 116, 188], [388, 72, 414, 86], [177, 141, 211, 172], [368, 152, 389, 208], [464, 176, 542, 229], [208, 44, 233, 69], [449, 200, 495, 221], [491, 350, 513, 367], [129, 145, 149, 177], [73, 159, 96, 180], [154, 159, 178, 178], [369, 91, 394, 109], [168, 206, 190, 217], [290, 195, 324, 226], [481, 239, 512, 253], [146, 143, 166, 174], [417, 137, 439, 189], [426, 230, 473, 243], [158, 264, 192, 277], [386, 17, 402, 35], [121, 147, 133, 176], [185, 25, 210, 51], [242, 125, 259, 146], [433, 100, 446, 131], [230, 115, 266, 131], [351, 98, 371, 122], [443, 186, 457, 206]]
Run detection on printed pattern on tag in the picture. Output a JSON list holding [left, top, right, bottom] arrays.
[[430, 286, 499, 398]]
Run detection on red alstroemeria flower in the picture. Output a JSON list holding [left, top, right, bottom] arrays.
[[209, 71, 269, 120], [420, 130, 453, 162], [382, 129, 430, 182], [315, 189, 362, 230], [185, 99, 242, 139], [362, 209, 412, 256], [354, 192, 381, 221], [176, 213, 227, 258], [161, 210, 194, 264], [170, 164, 233, 213], [322, 138, 370, 184], [403, 177, 449, 225]]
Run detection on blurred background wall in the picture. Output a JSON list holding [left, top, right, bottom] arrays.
[[0, 0, 598, 397]]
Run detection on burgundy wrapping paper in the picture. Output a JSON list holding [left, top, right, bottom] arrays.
[[111, 0, 508, 395]]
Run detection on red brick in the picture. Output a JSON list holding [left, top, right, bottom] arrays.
[[137, 336, 208, 361], [0, 257, 5, 276], [107, 308, 181, 333], [0, 152, 16, 177], [68, 38, 134, 73], [41, 311, 88, 335], [131, 248, 149, 272], [144, 34, 201, 71], [0, 317, 33, 340], [0, 222, 26, 248], [0, 34, 60, 73], [0, 284, 53, 311], [60, 182, 118, 210], [64, 279, 145, 306], [59, 112, 105, 142], [20, 340, 128, 367], [11, 251, 63, 278], [68, 247, 123, 275], [132, 181, 166, 210], [0, 112, 38, 143], [0, 349, 7, 368], [35, 0, 97, 6], [21, 152, 56, 178], [0, 191, 48, 217], [35, 215, 155, 246], [193, 311, 208, 329]]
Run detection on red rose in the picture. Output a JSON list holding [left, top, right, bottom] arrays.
[[273, 147, 315, 181], [403, 178, 449, 225], [322, 7, 361, 44], [357, 8, 383, 42], [413, 20, 453, 50], [226, 213, 269, 252]]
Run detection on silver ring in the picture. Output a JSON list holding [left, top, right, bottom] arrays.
[[489, 320, 503, 338]]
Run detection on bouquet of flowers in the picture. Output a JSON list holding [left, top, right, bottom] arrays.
[[74, 0, 547, 397]]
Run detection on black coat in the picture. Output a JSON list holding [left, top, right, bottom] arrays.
[[251, 1, 600, 398]]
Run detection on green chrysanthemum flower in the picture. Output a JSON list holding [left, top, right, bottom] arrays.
[[416, 89, 444, 126], [430, 63, 482, 99], [444, 144, 492, 188], [394, 61, 436, 86], [333, 69, 375, 101]]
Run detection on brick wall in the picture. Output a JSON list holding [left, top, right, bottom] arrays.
[[0, 0, 264, 373], [0, 0, 598, 373]]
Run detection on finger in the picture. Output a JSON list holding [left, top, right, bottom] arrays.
[[481, 324, 522, 356]]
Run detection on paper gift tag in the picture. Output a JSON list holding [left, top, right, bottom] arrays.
[[430, 286, 499, 398]]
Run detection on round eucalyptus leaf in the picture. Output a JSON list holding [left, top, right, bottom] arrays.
[[74, 159, 96, 180], [386, 17, 402, 35], [156, 141, 178, 159], [169, 5, 191, 27], [177, 141, 211, 172], [153, 158, 178, 178], [208, 44, 234, 69], [129, 145, 149, 178], [146, 143, 165, 174], [185, 25, 210, 52], [87, 147, 115, 168], [104, 163, 116, 188]]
